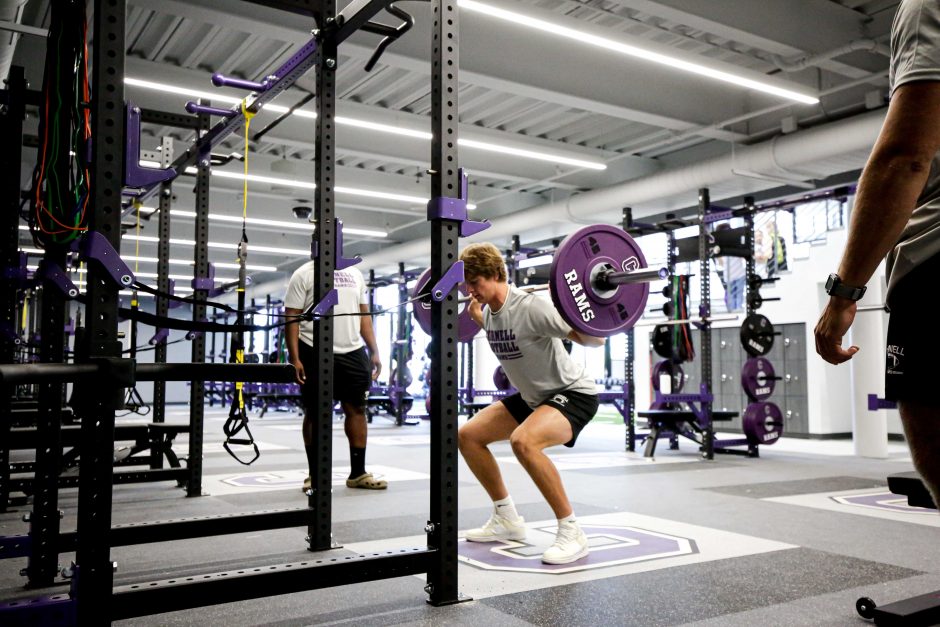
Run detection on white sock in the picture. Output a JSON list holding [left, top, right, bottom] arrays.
[[558, 513, 577, 527], [493, 496, 521, 521]]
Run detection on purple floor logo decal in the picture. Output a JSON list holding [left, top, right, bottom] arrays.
[[831, 492, 935, 515], [221, 470, 335, 488], [459, 523, 697, 574]]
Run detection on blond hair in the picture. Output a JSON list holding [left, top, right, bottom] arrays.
[[459, 242, 507, 282]]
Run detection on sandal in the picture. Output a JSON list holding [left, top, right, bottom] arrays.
[[346, 472, 387, 490]]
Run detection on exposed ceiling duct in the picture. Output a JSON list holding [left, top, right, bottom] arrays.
[[0, 0, 29, 84], [772, 38, 891, 73], [360, 109, 887, 273]]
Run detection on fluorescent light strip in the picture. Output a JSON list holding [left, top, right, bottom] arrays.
[[127, 78, 608, 170], [335, 115, 432, 139], [460, 139, 605, 170], [169, 209, 387, 238], [140, 271, 237, 282], [458, 0, 819, 105], [333, 186, 427, 204], [333, 118, 605, 169], [22, 233, 285, 266], [516, 254, 553, 269], [118, 289, 192, 296], [125, 78, 241, 104], [121, 233, 308, 256], [123, 255, 278, 272], [207, 241, 310, 255], [66, 267, 235, 282], [125, 78, 317, 119], [180, 167, 476, 209], [208, 169, 317, 190]]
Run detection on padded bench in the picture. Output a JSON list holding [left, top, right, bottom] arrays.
[[854, 473, 939, 624], [637, 409, 738, 457], [8, 406, 75, 427], [8, 422, 190, 473], [888, 471, 936, 510], [252, 393, 303, 417]]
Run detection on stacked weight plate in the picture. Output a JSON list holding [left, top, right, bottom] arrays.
[[740, 317, 783, 446]]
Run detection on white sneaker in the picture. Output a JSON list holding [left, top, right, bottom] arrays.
[[542, 522, 589, 564], [464, 512, 527, 542]]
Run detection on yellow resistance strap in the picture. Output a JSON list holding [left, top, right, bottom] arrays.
[[234, 99, 256, 409]]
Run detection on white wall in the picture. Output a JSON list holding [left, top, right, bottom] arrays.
[[721, 224, 900, 436]]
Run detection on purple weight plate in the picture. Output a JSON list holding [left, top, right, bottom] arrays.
[[411, 268, 479, 343], [741, 357, 775, 401], [493, 365, 512, 391], [743, 401, 783, 446], [549, 225, 650, 337]]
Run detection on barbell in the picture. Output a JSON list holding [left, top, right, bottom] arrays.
[[411, 224, 666, 340]]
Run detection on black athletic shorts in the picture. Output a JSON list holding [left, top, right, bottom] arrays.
[[501, 390, 599, 448], [885, 253, 940, 402], [299, 343, 371, 408]]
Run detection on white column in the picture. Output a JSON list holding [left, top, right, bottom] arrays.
[[850, 281, 889, 458], [634, 329, 652, 409]]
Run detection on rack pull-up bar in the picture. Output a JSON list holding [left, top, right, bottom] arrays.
[[124, 35, 321, 211]]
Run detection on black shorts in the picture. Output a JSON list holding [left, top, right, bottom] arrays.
[[885, 254, 940, 402], [501, 390, 599, 448], [299, 344, 371, 408]]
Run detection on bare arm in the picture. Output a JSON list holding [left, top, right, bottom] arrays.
[[839, 83, 940, 286], [284, 307, 305, 384], [359, 303, 382, 380], [467, 298, 484, 327], [567, 330, 605, 347], [816, 82, 940, 364]]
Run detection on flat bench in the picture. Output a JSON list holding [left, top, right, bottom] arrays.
[[252, 392, 303, 417], [8, 423, 191, 491], [8, 422, 188, 450], [637, 409, 738, 457], [7, 406, 75, 427], [854, 473, 938, 624], [888, 471, 936, 510]]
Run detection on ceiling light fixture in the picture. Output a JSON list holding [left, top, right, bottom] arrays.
[[168, 209, 387, 238], [179, 167, 476, 209], [122, 233, 310, 256], [457, 0, 819, 105], [460, 139, 605, 170], [122, 255, 278, 272], [127, 78, 608, 170], [516, 254, 554, 269]]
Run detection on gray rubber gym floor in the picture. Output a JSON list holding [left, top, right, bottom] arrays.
[[2, 405, 938, 626]]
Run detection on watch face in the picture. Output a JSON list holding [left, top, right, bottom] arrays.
[[825, 274, 837, 292]]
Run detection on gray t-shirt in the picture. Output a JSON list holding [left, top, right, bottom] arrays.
[[284, 261, 367, 354], [886, 0, 940, 304], [483, 285, 596, 408]]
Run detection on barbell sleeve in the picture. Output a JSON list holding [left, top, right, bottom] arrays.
[[595, 266, 669, 289]]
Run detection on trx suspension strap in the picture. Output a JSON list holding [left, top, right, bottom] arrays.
[[223, 101, 260, 465]]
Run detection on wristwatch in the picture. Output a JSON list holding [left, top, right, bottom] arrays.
[[825, 273, 867, 301]]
